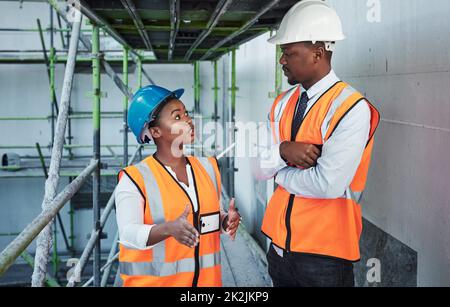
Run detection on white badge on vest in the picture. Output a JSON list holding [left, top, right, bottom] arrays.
[[199, 212, 220, 235]]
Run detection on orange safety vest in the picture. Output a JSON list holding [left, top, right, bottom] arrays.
[[261, 81, 380, 261], [117, 155, 222, 287]]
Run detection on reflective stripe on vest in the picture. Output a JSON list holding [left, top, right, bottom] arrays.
[[325, 85, 365, 205], [134, 162, 166, 225], [196, 157, 219, 196], [343, 188, 363, 204], [134, 161, 166, 260], [129, 157, 220, 228], [271, 86, 299, 144], [119, 157, 221, 286], [321, 85, 358, 139], [274, 84, 366, 204], [262, 80, 380, 261], [119, 251, 221, 277]]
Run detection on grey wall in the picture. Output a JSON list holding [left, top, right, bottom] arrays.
[[328, 0, 450, 287]]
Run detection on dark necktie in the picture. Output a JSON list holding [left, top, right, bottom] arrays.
[[291, 91, 309, 141]]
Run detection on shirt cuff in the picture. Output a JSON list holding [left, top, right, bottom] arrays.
[[274, 143, 288, 171], [119, 224, 155, 250], [274, 167, 284, 186], [220, 211, 228, 234], [260, 142, 287, 172]]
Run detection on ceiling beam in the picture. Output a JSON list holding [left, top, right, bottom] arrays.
[[201, 0, 281, 61], [120, 0, 155, 56], [184, 0, 234, 61], [78, 1, 133, 52], [168, 0, 181, 60], [114, 23, 269, 33]]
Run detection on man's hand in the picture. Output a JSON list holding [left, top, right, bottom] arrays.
[[280, 141, 321, 169], [167, 205, 199, 248], [224, 198, 241, 241]]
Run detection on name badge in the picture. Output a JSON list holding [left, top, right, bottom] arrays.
[[199, 212, 220, 235]]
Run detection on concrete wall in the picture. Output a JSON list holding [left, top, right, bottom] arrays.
[[328, 0, 450, 287], [197, 0, 449, 287]]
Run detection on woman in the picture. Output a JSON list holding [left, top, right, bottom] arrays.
[[115, 85, 240, 287]]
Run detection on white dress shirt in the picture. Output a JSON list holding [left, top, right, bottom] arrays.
[[253, 69, 371, 199], [115, 162, 226, 250]]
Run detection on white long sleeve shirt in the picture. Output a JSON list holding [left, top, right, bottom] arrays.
[[115, 162, 227, 250], [253, 69, 371, 199]]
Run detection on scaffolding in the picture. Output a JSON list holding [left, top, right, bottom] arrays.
[[0, 0, 287, 287]]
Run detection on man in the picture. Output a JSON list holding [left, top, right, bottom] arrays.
[[254, 0, 380, 287]]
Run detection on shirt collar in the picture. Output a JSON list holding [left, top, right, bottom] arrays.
[[301, 69, 340, 100], [164, 164, 193, 187]]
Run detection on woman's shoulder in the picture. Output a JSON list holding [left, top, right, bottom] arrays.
[[188, 155, 219, 165], [115, 170, 146, 201]]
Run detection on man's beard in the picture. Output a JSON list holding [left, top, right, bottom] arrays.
[[288, 77, 300, 86]]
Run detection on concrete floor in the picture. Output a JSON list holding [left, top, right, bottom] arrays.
[[0, 226, 271, 287], [220, 229, 271, 287]]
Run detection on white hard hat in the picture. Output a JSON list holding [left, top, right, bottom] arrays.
[[268, 0, 345, 50]]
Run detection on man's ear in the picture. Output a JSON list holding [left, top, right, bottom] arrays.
[[313, 46, 325, 63]]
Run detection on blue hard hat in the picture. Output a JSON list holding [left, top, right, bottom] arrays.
[[128, 85, 184, 144]]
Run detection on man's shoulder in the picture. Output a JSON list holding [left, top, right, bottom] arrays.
[[276, 86, 298, 101]]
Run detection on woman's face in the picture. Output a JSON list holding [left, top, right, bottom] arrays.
[[150, 99, 195, 146]]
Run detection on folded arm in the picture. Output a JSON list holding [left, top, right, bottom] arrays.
[[275, 101, 371, 199], [251, 115, 287, 180]]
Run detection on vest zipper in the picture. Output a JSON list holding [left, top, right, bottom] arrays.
[[152, 154, 201, 287], [192, 210, 200, 287], [283, 81, 343, 254], [285, 194, 295, 253], [189, 160, 201, 287]]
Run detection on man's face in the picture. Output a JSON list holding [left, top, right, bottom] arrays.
[[279, 42, 317, 86]]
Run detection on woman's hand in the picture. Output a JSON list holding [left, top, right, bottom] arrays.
[[224, 198, 241, 241], [168, 205, 199, 248]]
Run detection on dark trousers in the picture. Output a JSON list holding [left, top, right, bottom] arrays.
[[267, 244, 355, 287]]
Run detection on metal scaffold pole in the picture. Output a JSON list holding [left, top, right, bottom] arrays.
[[137, 57, 143, 168], [194, 61, 200, 114], [92, 23, 102, 287], [0, 160, 98, 278], [31, 12, 82, 287], [229, 49, 237, 198], [213, 60, 219, 155], [137, 56, 143, 89], [66, 145, 142, 287], [49, 5, 60, 276], [46, 0, 134, 100], [49, 42, 56, 148], [100, 230, 119, 287], [123, 47, 129, 167], [275, 46, 282, 96]]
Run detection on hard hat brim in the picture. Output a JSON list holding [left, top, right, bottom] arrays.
[[267, 35, 346, 45], [160, 88, 185, 106], [148, 88, 184, 118], [267, 0, 346, 46], [172, 88, 185, 100]]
